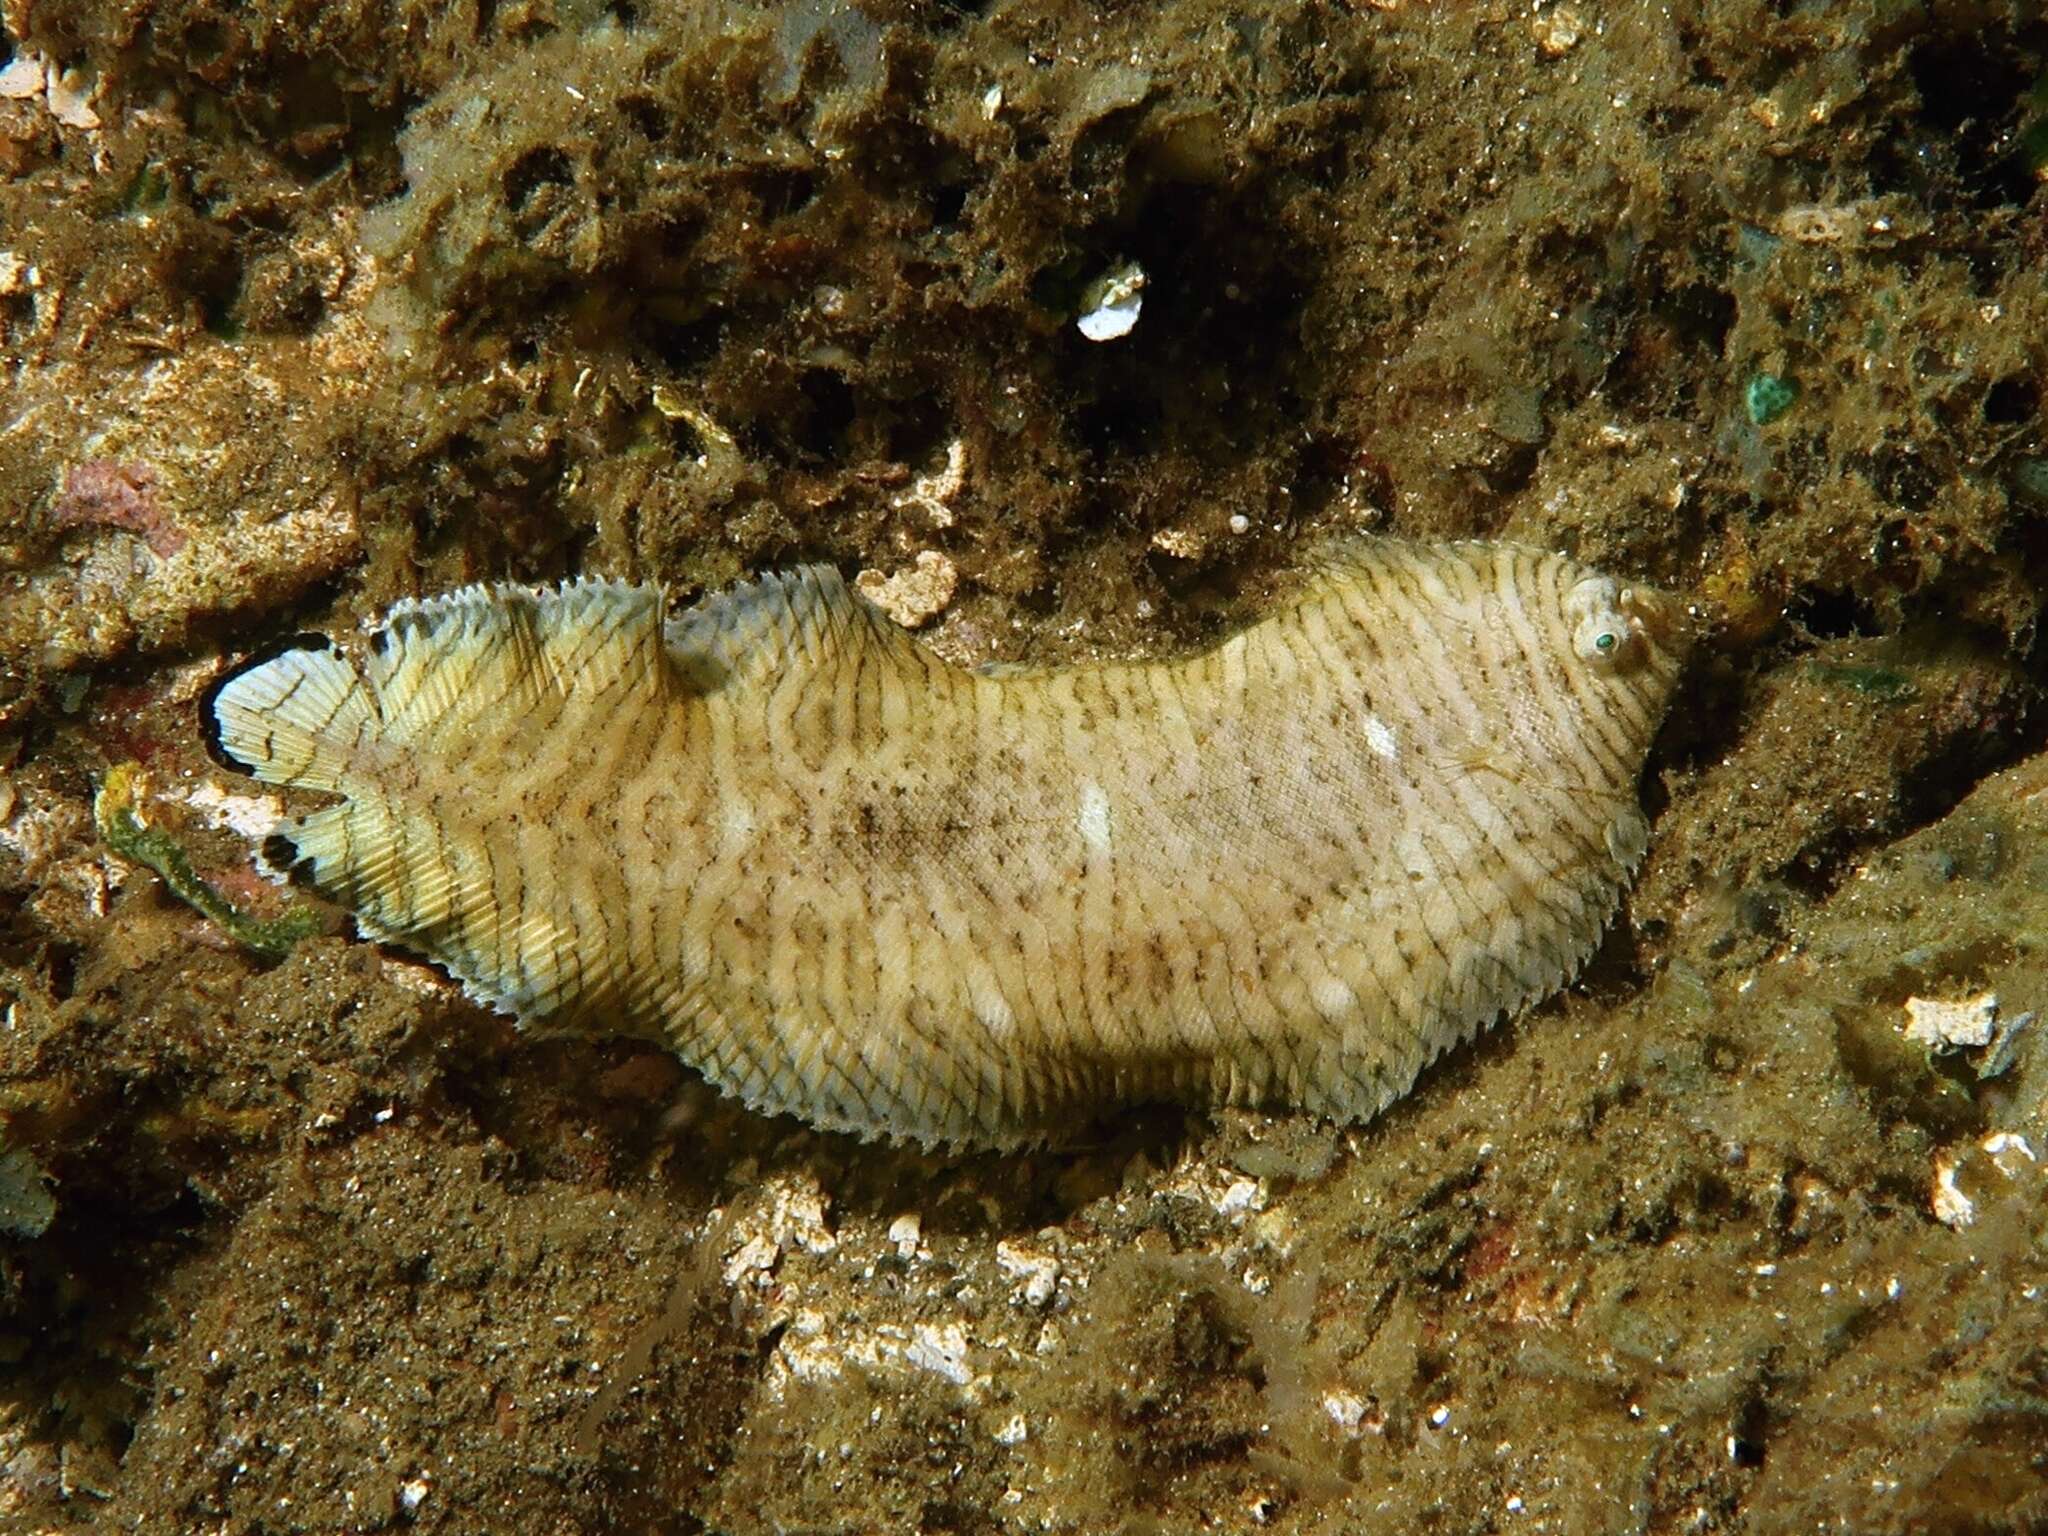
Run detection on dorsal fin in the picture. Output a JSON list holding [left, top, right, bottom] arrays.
[[368, 579, 669, 753], [663, 564, 917, 692]]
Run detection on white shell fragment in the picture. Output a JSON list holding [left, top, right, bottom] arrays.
[[1903, 991, 1999, 1050], [1932, 1132, 2044, 1231], [1931, 1150, 1976, 1229], [854, 549, 958, 628], [1903, 992, 2034, 1080], [0, 51, 101, 130], [906, 1322, 973, 1385], [1077, 260, 1146, 341], [0, 57, 42, 99], [994, 1239, 1061, 1307]]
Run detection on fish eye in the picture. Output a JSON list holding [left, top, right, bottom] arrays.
[[1572, 610, 1631, 664]]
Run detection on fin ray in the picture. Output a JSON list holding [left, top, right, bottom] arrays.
[[208, 641, 374, 792], [367, 579, 668, 753], [664, 565, 910, 692]]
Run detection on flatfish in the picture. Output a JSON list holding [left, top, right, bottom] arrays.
[[207, 539, 1687, 1147]]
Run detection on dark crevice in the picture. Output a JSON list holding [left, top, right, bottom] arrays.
[[617, 94, 670, 141], [1907, 30, 2045, 210], [1984, 374, 2039, 426], [1784, 587, 1881, 641], [791, 367, 858, 462], [505, 145, 575, 214]]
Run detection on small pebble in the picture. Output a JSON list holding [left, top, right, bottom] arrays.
[[1077, 260, 1145, 342], [855, 550, 958, 628], [887, 1212, 923, 1258]]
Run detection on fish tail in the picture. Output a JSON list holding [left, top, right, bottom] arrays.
[[205, 638, 376, 794], [205, 582, 671, 1022]]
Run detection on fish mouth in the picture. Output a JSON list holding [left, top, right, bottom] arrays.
[[1620, 583, 1683, 644], [1616, 583, 1692, 677]]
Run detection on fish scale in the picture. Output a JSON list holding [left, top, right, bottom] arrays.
[[206, 539, 1687, 1148]]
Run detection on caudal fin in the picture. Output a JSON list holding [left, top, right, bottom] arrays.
[[206, 639, 375, 794], [202, 581, 672, 1019]]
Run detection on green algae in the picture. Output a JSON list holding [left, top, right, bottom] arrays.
[[1744, 371, 1799, 426], [1806, 658, 1917, 702], [93, 762, 320, 959]]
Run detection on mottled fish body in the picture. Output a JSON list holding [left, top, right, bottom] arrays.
[[208, 540, 1685, 1147]]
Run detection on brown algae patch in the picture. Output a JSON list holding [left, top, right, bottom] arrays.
[[205, 540, 1683, 1147]]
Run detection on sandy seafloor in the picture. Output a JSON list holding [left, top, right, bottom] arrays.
[[3, 1, 2048, 1531]]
